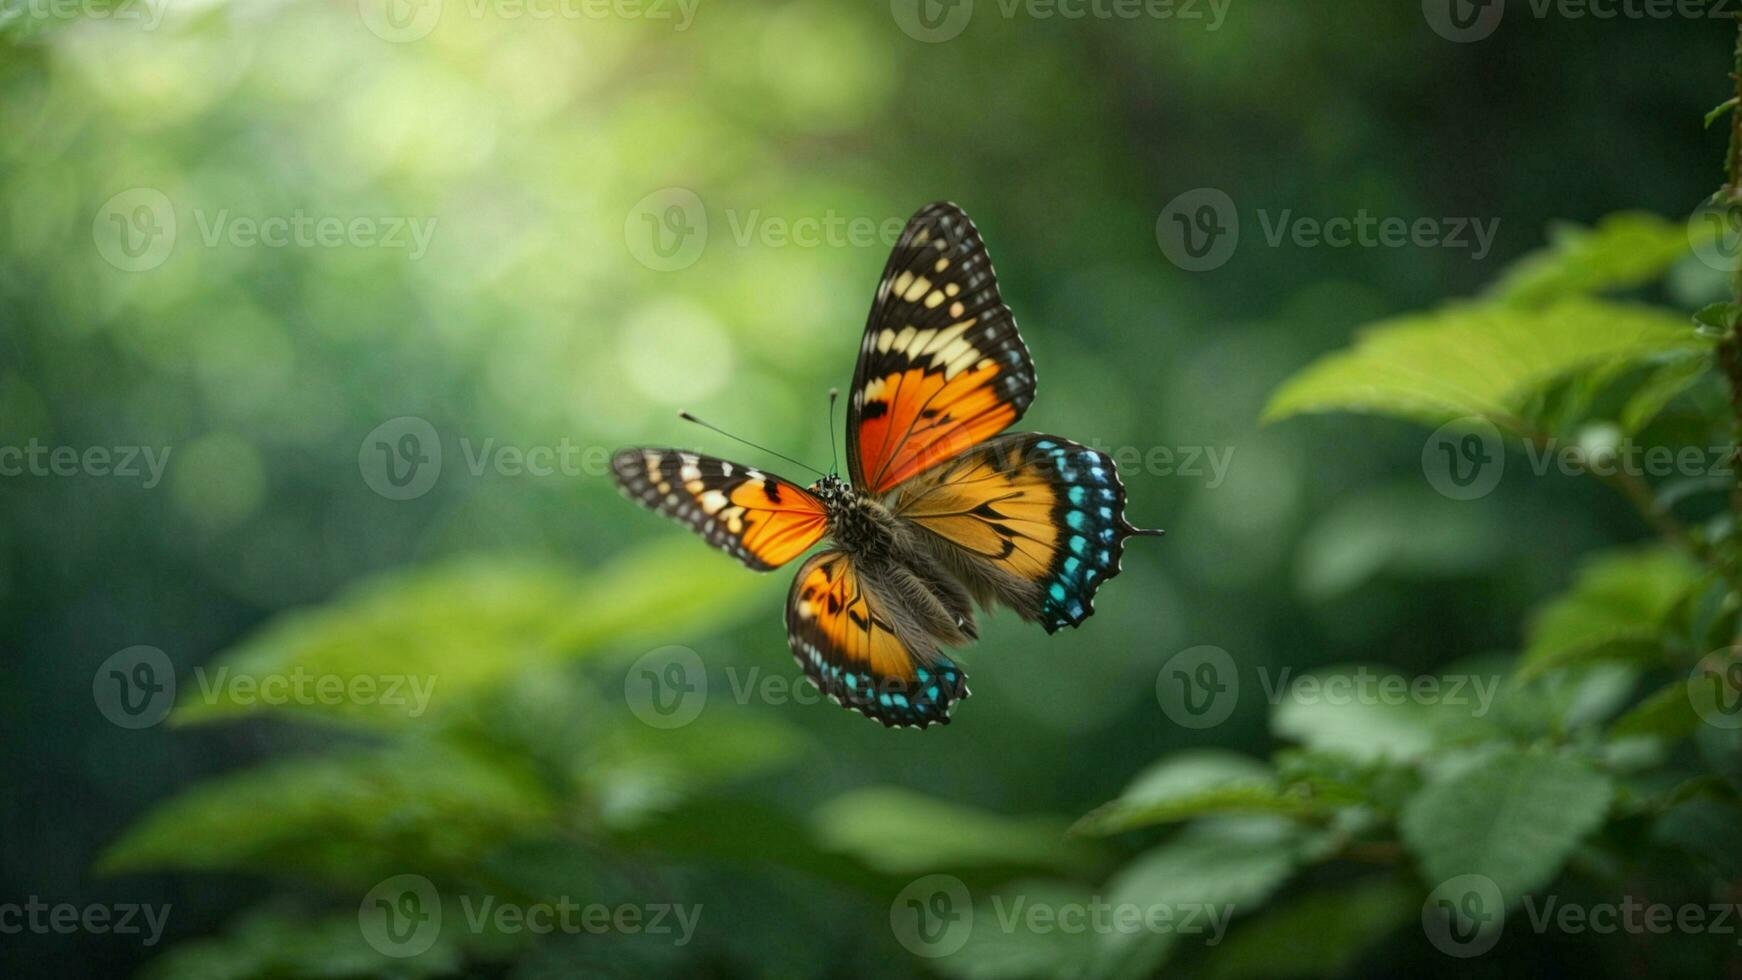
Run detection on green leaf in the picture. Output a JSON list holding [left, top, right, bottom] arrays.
[[811, 787, 1102, 877], [1262, 298, 1708, 430], [1516, 546, 1703, 681], [1706, 97, 1738, 129], [1488, 213, 1699, 306], [1619, 353, 1711, 433], [172, 538, 770, 727], [1073, 752, 1320, 837], [1399, 749, 1612, 906], [97, 740, 555, 887], [1088, 817, 1301, 980], [1201, 877, 1417, 980], [1609, 679, 1701, 742]]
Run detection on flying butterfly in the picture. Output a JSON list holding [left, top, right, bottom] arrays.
[[612, 202, 1163, 729]]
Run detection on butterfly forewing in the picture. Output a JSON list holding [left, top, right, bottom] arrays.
[[847, 202, 1037, 496], [611, 449, 827, 571], [786, 550, 969, 728]]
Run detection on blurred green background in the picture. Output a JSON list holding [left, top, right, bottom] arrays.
[[1, 1, 1734, 977]]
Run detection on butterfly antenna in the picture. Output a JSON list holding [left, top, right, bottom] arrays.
[[677, 411, 827, 478], [826, 387, 840, 476]]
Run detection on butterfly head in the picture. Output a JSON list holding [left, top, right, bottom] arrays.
[[809, 473, 852, 505]]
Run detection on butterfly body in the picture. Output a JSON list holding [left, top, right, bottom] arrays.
[[613, 203, 1162, 729]]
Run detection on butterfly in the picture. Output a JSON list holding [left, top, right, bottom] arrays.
[[611, 202, 1163, 729]]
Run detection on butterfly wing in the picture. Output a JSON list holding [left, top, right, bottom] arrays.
[[847, 202, 1037, 496], [887, 433, 1163, 633], [786, 550, 969, 729], [611, 449, 828, 571]]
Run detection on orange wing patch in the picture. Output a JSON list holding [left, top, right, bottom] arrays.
[[887, 436, 1061, 580], [848, 203, 1035, 495], [785, 550, 969, 728], [890, 433, 1162, 633], [789, 551, 914, 682], [612, 449, 827, 571]]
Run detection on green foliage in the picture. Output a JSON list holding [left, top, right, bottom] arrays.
[[1261, 298, 1707, 431], [1071, 752, 1321, 837], [98, 739, 558, 887], [1488, 212, 1703, 306], [1397, 749, 1613, 905], [1516, 546, 1704, 680], [172, 539, 772, 728]]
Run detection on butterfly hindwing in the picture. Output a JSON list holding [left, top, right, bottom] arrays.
[[785, 550, 969, 728], [611, 449, 828, 571], [847, 202, 1037, 496], [888, 432, 1161, 633]]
